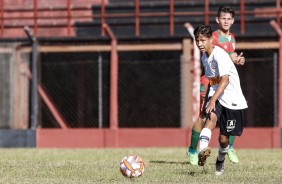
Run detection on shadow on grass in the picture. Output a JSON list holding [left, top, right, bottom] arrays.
[[149, 160, 210, 176], [150, 160, 216, 166], [149, 160, 189, 165]]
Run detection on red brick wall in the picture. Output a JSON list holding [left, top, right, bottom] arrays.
[[36, 128, 281, 148]]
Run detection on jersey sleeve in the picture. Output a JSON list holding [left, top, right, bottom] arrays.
[[215, 48, 233, 77], [212, 31, 220, 46], [230, 33, 236, 41], [212, 31, 226, 51]]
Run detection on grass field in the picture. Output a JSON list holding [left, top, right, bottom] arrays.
[[0, 148, 281, 184]]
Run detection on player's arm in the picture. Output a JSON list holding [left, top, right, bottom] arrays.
[[205, 75, 229, 114], [229, 52, 238, 63], [215, 32, 245, 65], [229, 33, 245, 65], [229, 52, 245, 65]]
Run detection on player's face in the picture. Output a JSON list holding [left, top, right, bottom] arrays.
[[195, 34, 213, 54], [216, 12, 234, 32]]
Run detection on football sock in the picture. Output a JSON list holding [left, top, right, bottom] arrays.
[[199, 128, 211, 152], [229, 136, 235, 148], [218, 145, 229, 161], [229, 144, 233, 149], [189, 128, 200, 153]]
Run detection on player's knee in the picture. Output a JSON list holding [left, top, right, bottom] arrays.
[[218, 135, 229, 147], [206, 112, 217, 125]]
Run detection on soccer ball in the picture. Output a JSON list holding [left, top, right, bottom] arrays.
[[120, 155, 145, 178]]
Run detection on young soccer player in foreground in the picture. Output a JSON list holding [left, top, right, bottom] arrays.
[[193, 24, 247, 175], [186, 6, 245, 165]]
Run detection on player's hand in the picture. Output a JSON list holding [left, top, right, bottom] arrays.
[[205, 100, 216, 114], [236, 52, 245, 65]]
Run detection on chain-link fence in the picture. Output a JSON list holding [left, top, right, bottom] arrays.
[[236, 49, 277, 127], [0, 44, 13, 128], [0, 41, 277, 129], [39, 49, 182, 128], [37, 44, 278, 128], [118, 51, 181, 128], [40, 51, 110, 128]]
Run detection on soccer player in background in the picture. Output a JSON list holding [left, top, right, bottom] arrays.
[[185, 6, 245, 165], [193, 24, 247, 175]]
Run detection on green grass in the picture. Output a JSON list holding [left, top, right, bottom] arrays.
[[0, 148, 281, 183]]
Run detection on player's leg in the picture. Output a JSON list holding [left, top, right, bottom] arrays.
[[227, 135, 239, 163], [197, 112, 217, 166], [187, 76, 209, 165], [198, 98, 223, 167], [215, 104, 231, 175], [186, 118, 204, 165], [215, 134, 229, 176], [217, 107, 244, 175]]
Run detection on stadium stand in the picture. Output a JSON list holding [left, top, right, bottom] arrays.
[[75, 0, 280, 39], [0, 0, 279, 38]]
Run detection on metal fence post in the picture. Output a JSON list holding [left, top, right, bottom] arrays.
[[24, 26, 38, 129]]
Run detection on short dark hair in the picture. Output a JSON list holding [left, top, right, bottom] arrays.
[[217, 6, 235, 18], [193, 24, 213, 40]]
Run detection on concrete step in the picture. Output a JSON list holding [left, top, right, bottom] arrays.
[[74, 0, 278, 39], [74, 20, 277, 39]]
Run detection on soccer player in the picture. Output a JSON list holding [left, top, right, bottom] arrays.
[[186, 6, 245, 165], [193, 24, 247, 175]]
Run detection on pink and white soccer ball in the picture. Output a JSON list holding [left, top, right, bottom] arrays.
[[120, 155, 145, 178]]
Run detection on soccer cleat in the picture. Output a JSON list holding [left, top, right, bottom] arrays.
[[215, 158, 225, 176], [198, 147, 211, 166], [186, 150, 198, 166], [227, 148, 239, 163]]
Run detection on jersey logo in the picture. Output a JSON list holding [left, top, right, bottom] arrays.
[[226, 120, 236, 132], [210, 59, 217, 70], [232, 43, 235, 50], [224, 45, 227, 50]]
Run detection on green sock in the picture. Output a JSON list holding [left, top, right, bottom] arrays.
[[189, 129, 200, 154], [229, 136, 235, 148]]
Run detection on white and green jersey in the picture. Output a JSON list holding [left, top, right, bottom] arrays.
[[202, 46, 248, 110]]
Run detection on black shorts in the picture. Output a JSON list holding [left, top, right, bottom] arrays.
[[204, 99, 244, 136]]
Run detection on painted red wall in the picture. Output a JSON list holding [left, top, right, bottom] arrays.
[[36, 128, 281, 149]]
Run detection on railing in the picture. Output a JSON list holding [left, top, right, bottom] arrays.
[[0, 0, 281, 38], [0, 0, 102, 37]]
